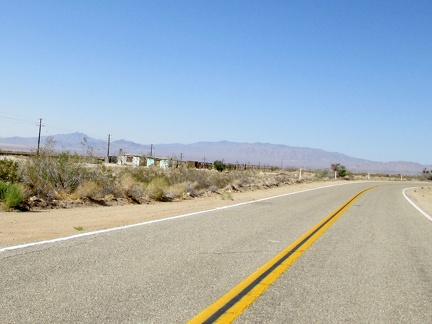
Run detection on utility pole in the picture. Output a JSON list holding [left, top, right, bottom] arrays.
[[150, 144, 154, 156], [36, 118, 44, 156], [106, 134, 111, 162], [180, 153, 183, 161]]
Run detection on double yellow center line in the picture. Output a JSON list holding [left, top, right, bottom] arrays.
[[188, 186, 375, 323]]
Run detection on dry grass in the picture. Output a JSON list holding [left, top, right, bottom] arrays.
[[164, 182, 188, 200], [76, 181, 104, 199], [145, 177, 169, 201], [221, 192, 233, 200]]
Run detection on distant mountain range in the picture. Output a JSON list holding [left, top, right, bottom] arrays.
[[0, 132, 430, 175]]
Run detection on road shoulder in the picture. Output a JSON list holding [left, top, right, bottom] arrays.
[[404, 186, 432, 220], [0, 181, 342, 247]]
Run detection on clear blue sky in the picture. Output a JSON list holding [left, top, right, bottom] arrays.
[[1, 1, 431, 164]]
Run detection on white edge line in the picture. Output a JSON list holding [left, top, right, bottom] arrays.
[[1, 182, 353, 253], [403, 187, 432, 222]]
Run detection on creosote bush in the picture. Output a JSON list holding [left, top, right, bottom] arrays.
[[22, 140, 91, 198], [21, 138, 117, 201]]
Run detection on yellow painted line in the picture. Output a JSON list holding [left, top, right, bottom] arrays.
[[188, 186, 376, 324]]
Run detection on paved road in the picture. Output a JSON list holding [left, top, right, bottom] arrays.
[[1, 182, 431, 323]]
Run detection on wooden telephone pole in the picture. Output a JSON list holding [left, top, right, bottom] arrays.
[[106, 134, 111, 162], [36, 118, 44, 155]]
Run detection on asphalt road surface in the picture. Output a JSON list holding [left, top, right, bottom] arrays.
[[1, 182, 431, 323]]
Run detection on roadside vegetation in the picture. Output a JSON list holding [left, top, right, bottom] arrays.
[[0, 139, 424, 211], [0, 181, 24, 210]]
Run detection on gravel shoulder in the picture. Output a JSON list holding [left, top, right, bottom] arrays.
[[1, 181, 430, 247], [405, 185, 432, 217]]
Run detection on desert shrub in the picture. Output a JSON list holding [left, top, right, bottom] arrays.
[[145, 177, 169, 201], [118, 173, 136, 195], [209, 170, 231, 188], [4, 183, 24, 209], [330, 163, 348, 178], [20, 138, 112, 199], [53, 190, 70, 201], [274, 172, 292, 184], [186, 182, 201, 197], [0, 181, 7, 199], [221, 192, 233, 200], [208, 185, 219, 193], [344, 171, 355, 180], [117, 173, 145, 201], [0, 181, 24, 210], [315, 170, 329, 179], [76, 181, 104, 199], [231, 171, 255, 187], [233, 171, 255, 187], [0, 158, 22, 182], [184, 169, 212, 190], [125, 167, 251, 197], [164, 182, 188, 200], [92, 166, 122, 197], [127, 184, 145, 202], [128, 166, 165, 184], [263, 175, 277, 186], [23, 151, 91, 198], [338, 165, 347, 178], [164, 166, 188, 186], [213, 160, 227, 172]]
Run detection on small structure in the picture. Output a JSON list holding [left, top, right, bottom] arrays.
[[159, 159, 169, 168], [146, 157, 154, 167], [117, 154, 170, 169], [117, 154, 144, 167]]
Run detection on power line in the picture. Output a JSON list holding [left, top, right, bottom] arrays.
[[0, 115, 36, 124]]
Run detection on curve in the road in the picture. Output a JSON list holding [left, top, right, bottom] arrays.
[[188, 186, 376, 324]]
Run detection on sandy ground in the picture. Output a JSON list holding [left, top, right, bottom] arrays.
[[405, 185, 432, 217], [1, 181, 430, 248]]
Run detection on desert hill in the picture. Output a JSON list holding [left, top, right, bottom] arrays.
[[0, 133, 429, 175]]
